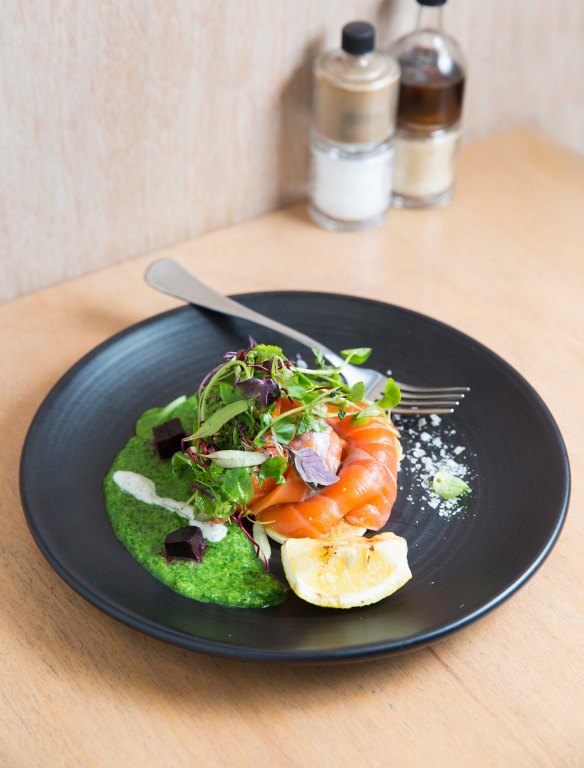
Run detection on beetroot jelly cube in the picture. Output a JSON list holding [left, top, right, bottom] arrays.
[[153, 418, 186, 459], [164, 526, 206, 562]]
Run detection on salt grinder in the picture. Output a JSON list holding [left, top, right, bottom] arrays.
[[389, 0, 466, 207], [309, 22, 400, 231]]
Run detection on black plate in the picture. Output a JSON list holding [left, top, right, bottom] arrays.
[[20, 293, 570, 662]]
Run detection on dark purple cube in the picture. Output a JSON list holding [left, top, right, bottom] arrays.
[[153, 418, 186, 459], [164, 526, 206, 562]]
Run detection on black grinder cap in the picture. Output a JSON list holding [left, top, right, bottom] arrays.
[[342, 22, 375, 55], [416, 0, 447, 5]]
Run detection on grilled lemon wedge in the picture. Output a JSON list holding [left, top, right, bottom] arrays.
[[281, 532, 411, 609]]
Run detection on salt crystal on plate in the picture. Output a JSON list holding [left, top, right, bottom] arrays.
[[397, 410, 473, 522]]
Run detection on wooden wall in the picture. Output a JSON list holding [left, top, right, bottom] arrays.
[[2, 0, 583, 302]]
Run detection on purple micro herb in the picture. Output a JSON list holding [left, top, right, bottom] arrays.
[[236, 377, 280, 406], [236, 421, 256, 448], [249, 357, 275, 374], [290, 447, 339, 490], [187, 448, 205, 466], [198, 363, 223, 396], [190, 482, 214, 499], [164, 526, 206, 562], [223, 335, 258, 363], [231, 512, 269, 570]]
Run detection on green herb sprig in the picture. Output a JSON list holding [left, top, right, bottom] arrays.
[[168, 342, 400, 523]]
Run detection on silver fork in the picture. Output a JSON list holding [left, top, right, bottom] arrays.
[[145, 259, 469, 415]]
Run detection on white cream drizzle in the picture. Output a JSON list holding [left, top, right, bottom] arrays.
[[112, 470, 227, 543]]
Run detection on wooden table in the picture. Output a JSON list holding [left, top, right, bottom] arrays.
[[2, 128, 583, 766]]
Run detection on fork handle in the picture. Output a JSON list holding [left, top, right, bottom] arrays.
[[145, 259, 345, 367]]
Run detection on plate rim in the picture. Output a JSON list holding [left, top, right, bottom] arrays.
[[19, 291, 571, 662]]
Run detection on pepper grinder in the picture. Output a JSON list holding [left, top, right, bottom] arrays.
[[390, 0, 465, 208], [309, 22, 400, 231]]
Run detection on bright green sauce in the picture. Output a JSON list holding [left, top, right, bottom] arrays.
[[103, 398, 288, 608]]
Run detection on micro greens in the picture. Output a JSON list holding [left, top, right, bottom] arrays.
[[340, 347, 373, 365], [246, 344, 284, 364], [350, 403, 384, 426], [258, 456, 287, 485], [198, 359, 248, 423], [271, 416, 297, 445], [252, 392, 339, 445], [207, 450, 267, 468], [170, 341, 400, 534], [377, 377, 401, 410], [221, 467, 254, 506], [188, 400, 252, 441], [349, 381, 365, 403]]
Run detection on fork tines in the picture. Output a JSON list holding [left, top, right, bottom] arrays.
[[397, 383, 470, 394], [393, 384, 470, 416]]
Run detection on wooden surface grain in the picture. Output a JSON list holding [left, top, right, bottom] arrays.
[[2, 0, 584, 301], [1, 128, 583, 767]]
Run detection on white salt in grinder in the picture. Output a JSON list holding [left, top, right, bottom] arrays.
[[309, 22, 400, 231]]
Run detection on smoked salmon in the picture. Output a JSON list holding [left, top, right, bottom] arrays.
[[251, 406, 400, 539], [185, 341, 403, 546]]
